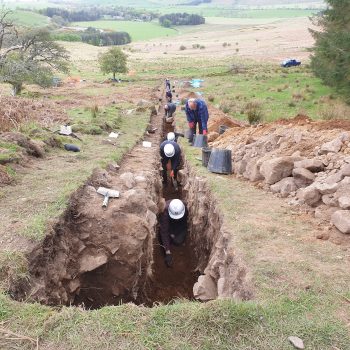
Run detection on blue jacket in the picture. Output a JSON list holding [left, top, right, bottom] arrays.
[[185, 99, 209, 131]]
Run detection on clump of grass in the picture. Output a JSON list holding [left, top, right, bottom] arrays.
[[292, 92, 304, 101], [288, 101, 297, 107], [90, 105, 99, 119], [223, 42, 228, 47], [208, 95, 215, 102], [320, 103, 350, 120], [200, 45, 205, 49], [245, 100, 264, 125], [220, 103, 231, 114], [179, 45, 186, 51], [192, 44, 200, 49], [0, 251, 28, 290]]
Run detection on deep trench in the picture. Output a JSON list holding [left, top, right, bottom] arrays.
[[11, 87, 250, 309], [71, 112, 203, 308]]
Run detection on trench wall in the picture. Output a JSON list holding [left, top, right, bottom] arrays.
[[180, 157, 253, 301]]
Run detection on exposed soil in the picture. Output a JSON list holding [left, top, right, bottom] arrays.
[[11, 84, 253, 308]]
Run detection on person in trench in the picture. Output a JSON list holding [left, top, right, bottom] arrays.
[[185, 98, 209, 139], [160, 140, 181, 184], [160, 199, 188, 267], [164, 131, 184, 143], [164, 102, 177, 123]]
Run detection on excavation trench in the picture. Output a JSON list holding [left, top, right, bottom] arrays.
[[11, 89, 251, 308]]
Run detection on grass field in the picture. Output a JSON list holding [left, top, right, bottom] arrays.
[[10, 10, 50, 27], [72, 20, 178, 41], [156, 7, 318, 18]]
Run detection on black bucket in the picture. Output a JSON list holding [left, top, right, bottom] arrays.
[[192, 134, 208, 148], [219, 125, 230, 135], [185, 129, 194, 143], [207, 148, 232, 174], [202, 147, 212, 167]]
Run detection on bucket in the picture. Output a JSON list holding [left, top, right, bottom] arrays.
[[185, 129, 194, 143], [219, 125, 230, 135], [207, 148, 232, 174], [202, 147, 212, 167], [192, 134, 208, 148]]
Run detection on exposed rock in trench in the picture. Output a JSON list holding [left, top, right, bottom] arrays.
[[179, 159, 253, 301], [11, 87, 252, 307]]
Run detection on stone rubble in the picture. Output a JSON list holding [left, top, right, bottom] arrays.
[[210, 119, 350, 235]]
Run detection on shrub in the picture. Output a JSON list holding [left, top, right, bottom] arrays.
[[208, 95, 215, 102], [179, 45, 186, 51], [222, 42, 228, 47], [245, 100, 264, 125]]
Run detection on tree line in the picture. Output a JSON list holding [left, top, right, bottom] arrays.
[[159, 13, 205, 27], [81, 28, 131, 46], [39, 6, 158, 23]]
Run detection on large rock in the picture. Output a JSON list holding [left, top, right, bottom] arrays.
[[193, 275, 218, 301], [243, 159, 263, 182], [325, 171, 343, 184], [331, 210, 350, 234], [297, 185, 321, 206], [292, 168, 315, 187], [260, 156, 294, 185], [270, 177, 297, 197], [341, 163, 350, 177], [338, 196, 350, 209], [294, 159, 324, 172], [322, 194, 338, 207], [79, 251, 108, 273], [314, 205, 338, 221], [314, 182, 339, 195], [319, 137, 343, 154], [120, 172, 135, 189]]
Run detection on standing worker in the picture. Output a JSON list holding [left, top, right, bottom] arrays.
[[185, 98, 209, 136], [160, 199, 188, 267], [165, 78, 171, 91], [160, 140, 181, 184], [164, 102, 176, 120]]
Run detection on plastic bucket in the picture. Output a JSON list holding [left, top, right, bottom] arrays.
[[192, 134, 208, 148], [185, 129, 194, 143], [219, 125, 230, 135], [202, 147, 212, 167], [207, 149, 232, 174]]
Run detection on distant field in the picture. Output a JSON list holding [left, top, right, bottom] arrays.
[[10, 10, 50, 27], [156, 7, 318, 18], [72, 20, 177, 41]]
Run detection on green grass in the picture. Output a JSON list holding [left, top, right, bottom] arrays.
[[0, 291, 349, 349], [71, 20, 177, 41], [20, 104, 149, 241], [9, 10, 50, 27]]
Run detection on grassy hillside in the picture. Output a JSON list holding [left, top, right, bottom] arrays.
[[10, 10, 50, 27], [72, 20, 177, 41]]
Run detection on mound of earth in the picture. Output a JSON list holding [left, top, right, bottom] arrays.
[[210, 115, 350, 236]]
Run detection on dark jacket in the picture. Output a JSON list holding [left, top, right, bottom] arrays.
[[166, 90, 173, 99], [165, 103, 176, 117], [160, 200, 188, 251], [185, 99, 209, 131], [160, 140, 181, 170], [165, 79, 171, 90]]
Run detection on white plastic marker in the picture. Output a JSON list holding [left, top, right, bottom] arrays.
[[142, 141, 152, 148]]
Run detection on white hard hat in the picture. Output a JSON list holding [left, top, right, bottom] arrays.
[[167, 132, 175, 141], [164, 143, 175, 158], [168, 199, 185, 220], [164, 104, 169, 110]]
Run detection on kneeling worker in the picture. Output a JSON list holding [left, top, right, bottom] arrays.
[[160, 199, 188, 267], [164, 102, 176, 121], [160, 140, 181, 184]]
